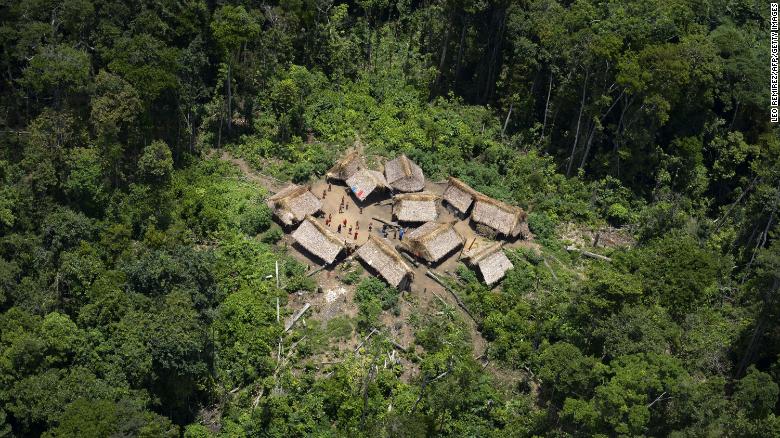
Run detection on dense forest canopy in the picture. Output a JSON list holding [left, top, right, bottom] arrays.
[[0, 0, 779, 436]]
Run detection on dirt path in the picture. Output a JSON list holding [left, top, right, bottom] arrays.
[[218, 150, 287, 194]]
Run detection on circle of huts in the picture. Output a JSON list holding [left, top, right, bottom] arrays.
[[268, 152, 527, 288]]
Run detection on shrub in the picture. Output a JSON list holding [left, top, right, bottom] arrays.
[[239, 202, 272, 235]]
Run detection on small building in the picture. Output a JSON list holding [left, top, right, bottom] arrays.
[[356, 235, 414, 289], [266, 184, 322, 227], [392, 192, 439, 223], [403, 222, 464, 263], [384, 154, 425, 192], [442, 177, 480, 215], [470, 194, 527, 237], [463, 241, 513, 286], [346, 168, 387, 202], [291, 216, 345, 264], [326, 150, 363, 182]]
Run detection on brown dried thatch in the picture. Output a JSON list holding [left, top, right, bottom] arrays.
[[392, 192, 439, 223], [356, 235, 414, 288], [346, 169, 387, 201], [291, 216, 345, 264], [326, 150, 363, 181], [266, 184, 322, 226], [470, 194, 526, 236], [442, 177, 480, 214], [464, 242, 513, 285], [384, 154, 425, 192], [405, 222, 464, 262]]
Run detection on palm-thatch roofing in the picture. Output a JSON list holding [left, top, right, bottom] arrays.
[[404, 222, 464, 262], [442, 177, 480, 214], [291, 216, 345, 264], [346, 169, 387, 201], [392, 192, 439, 223], [464, 242, 513, 285], [326, 150, 363, 181], [470, 194, 527, 236], [356, 235, 414, 288], [266, 184, 322, 226], [384, 154, 425, 192]]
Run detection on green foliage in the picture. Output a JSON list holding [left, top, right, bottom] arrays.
[[43, 398, 178, 438], [634, 232, 722, 317], [734, 366, 779, 420], [238, 200, 272, 236], [354, 277, 398, 330], [213, 287, 281, 388], [137, 141, 173, 183], [0, 0, 778, 435], [21, 44, 90, 97]]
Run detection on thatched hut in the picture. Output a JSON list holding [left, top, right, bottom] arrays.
[[442, 177, 480, 215], [470, 194, 527, 237], [384, 154, 425, 192], [356, 235, 414, 289], [403, 222, 464, 263], [291, 216, 345, 264], [392, 192, 439, 223], [463, 241, 513, 286], [346, 169, 387, 202], [326, 150, 363, 182], [266, 184, 322, 226]]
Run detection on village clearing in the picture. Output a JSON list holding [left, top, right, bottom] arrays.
[[221, 150, 554, 381]]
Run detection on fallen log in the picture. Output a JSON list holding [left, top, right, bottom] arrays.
[[307, 265, 326, 276], [284, 303, 311, 332], [372, 216, 400, 228], [426, 270, 477, 324], [565, 245, 612, 262], [355, 328, 379, 353], [399, 250, 420, 267]]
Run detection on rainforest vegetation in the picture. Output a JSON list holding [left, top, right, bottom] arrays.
[[0, 0, 778, 436]]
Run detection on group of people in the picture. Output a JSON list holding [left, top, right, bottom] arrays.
[[320, 183, 407, 243]]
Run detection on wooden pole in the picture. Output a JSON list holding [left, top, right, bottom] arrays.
[[275, 261, 280, 288]]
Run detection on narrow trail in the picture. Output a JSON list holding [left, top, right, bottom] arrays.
[[217, 149, 286, 194]]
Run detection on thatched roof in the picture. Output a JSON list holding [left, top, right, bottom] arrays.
[[326, 150, 363, 181], [356, 235, 414, 288], [405, 222, 464, 262], [346, 169, 387, 201], [464, 242, 513, 285], [384, 154, 425, 192], [470, 194, 526, 236], [291, 216, 345, 264], [266, 184, 322, 226], [392, 192, 439, 223], [442, 177, 480, 214]]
